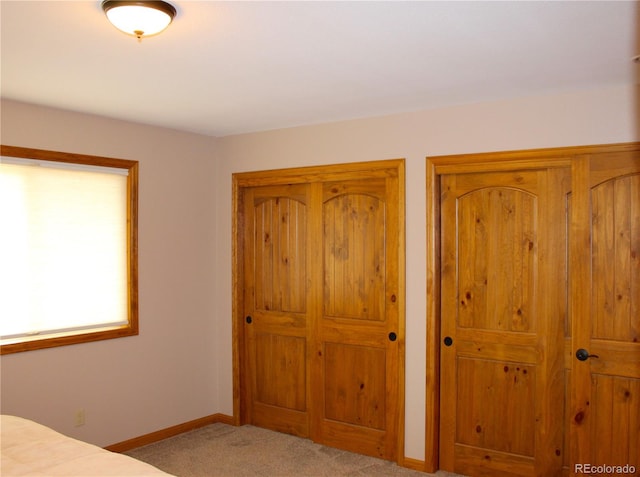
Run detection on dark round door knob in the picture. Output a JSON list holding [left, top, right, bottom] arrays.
[[245, 316, 252, 324], [443, 336, 453, 347], [388, 332, 397, 342], [575, 348, 598, 361]]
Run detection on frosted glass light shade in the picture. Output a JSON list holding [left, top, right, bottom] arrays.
[[102, 1, 176, 39]]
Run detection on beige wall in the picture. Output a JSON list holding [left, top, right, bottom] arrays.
[[214, 83, 638, 460], [0, 99, 219, 447], [1, 83, 637, 459]]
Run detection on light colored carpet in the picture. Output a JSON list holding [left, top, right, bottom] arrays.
[[125, 423, 462, 477]]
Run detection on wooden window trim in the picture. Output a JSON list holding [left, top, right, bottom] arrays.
[[0, 145, 138, 355]]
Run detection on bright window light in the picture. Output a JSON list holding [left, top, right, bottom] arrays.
[[0, 147, 138, 353]]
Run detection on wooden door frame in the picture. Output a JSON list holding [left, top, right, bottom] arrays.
[[568, 144, 640, 469], [425, 148, 572, 472], [232, 159, 406, 462], [425, 142, 640, 473]]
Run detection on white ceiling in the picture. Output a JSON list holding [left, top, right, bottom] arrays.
[[1, 1, 638, 137]]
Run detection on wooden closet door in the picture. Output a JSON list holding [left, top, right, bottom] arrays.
[[237, 160, 404, 461], [242, 184, 312, 437], [570, 151, 640, 472], [310, 173, 402, 461], [440, 167, 570, 476]]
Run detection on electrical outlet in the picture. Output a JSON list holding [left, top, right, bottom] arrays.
[[74, 409, 86, 427]]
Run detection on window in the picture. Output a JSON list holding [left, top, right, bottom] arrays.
[[0, 145, 138, 354]]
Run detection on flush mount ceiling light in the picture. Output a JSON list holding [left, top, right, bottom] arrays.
[[102, 1, 177, 41]]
